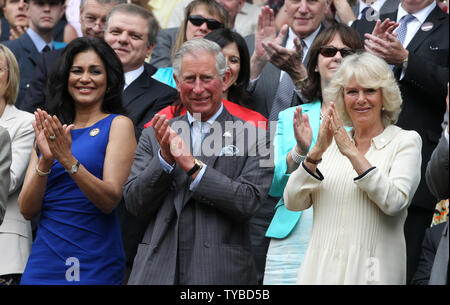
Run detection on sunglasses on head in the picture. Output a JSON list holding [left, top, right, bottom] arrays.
[[188, 15, 224, 30], [319, 46, 355, 58]]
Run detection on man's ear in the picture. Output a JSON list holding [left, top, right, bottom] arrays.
[[173, 73, 181, 93], [221, 68, 231, 92], [146, 43, 155, 58]]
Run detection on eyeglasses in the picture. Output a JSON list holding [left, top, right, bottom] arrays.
[[82, 15, 106, 30], [188, 15, 224, 30], [319, 46, 355, 58], [0, 67, 8, 73]]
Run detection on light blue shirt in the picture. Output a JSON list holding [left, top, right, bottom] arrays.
[[26, 28, 54, 53], [158, 103, 224, 191]]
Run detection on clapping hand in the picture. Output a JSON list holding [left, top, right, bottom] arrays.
[[293, 106, 312, 155], [329, 102, 356, 158]]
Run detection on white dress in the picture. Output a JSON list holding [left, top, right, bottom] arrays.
[[284, 125, 422, 284]]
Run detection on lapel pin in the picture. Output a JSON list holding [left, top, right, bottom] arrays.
[[421, 22, 433, 32], [90, 128, 100, 137], [223, 131, 232, 138]]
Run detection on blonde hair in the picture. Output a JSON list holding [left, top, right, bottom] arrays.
[[0, 44, 20, 105], [324, 52, 402, 127]]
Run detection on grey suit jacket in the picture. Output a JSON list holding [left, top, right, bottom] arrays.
[[0, 127, 11, 225], [123, 107, 274, 284], [429, 221, 449, 285], [351, 0, 400, 18], [149, 27, 178, 69], [426, 112, 449, 201]]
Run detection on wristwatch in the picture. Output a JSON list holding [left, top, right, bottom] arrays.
[[187, 158, 204, 176], [66, 160, 80, 175]]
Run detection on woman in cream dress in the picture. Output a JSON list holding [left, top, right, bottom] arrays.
[[284, 52, 422, 285]]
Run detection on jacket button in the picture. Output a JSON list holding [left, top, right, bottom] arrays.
[[203, 241, 210, 248]]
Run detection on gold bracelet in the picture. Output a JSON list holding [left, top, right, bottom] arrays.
[[35, 165, 51, 177]]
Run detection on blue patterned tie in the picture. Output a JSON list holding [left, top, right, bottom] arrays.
[[397, 14, 415, 46]]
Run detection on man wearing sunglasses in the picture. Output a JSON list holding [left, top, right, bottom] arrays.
[[352, 0, 448, 284]]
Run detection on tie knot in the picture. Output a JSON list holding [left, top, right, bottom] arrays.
[[402, 14, 415, 24], [42, 45, 51, 53]]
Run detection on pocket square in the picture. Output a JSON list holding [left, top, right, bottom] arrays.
[[220, 145, 239, 156]]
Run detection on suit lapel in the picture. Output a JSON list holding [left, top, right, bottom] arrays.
[[406, 6, 446, 54], [21, 32, 40, 66], [123, 70, 148, 108]]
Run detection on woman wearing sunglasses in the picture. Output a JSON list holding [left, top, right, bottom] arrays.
[[263, 23, 363, 285], [150, 0, 230, 74]]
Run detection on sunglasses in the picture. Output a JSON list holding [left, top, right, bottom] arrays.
[[319, 46, 355, 58], [188, 15, 224, 30]]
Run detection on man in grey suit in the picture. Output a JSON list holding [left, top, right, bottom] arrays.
[[0, 126, 11, 225], [123, 38, 273, 284]]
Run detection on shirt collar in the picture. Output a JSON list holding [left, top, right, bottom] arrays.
[[288, 25, 321, 52], [124, 65, 145, 88], [187, 102, 224, 126], [26, 27, 54, 53], [397, 0, 436, 24]]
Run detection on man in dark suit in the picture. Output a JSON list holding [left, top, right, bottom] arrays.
[[352, 0, 449, 283], [19, 0, 125, 114], [3, 0, 65, 109], [123, 38, 273, 284], [104, 4, 177, 138], [104, 4, 178, 284]]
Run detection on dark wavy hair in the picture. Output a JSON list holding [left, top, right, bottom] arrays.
[[46, 37, 126, 125], [301, 23, 364, 103], [204, 28, 253, 109]]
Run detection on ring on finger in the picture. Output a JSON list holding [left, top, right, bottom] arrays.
[[49, 134, 56, 141]]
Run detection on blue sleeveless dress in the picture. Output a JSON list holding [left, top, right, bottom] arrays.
[[21, 115, 125, 285]]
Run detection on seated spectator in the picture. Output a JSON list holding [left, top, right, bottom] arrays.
[[0, 44, 35, 285], [18, 37, 136, 284], [284, 52, 422, 284], [150, 0, 230, 69], [167, 0, 260, 37]]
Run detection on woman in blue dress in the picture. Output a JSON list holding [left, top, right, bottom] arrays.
[[18, 37, 137, 284], [263, 24, 363, 284]]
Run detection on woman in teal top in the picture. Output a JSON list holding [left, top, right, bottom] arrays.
[[263, 24, 363, 285]]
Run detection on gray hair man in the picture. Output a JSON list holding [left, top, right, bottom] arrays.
[[123, 38, 273, 285]]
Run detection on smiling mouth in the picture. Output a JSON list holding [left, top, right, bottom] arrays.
[[77, 87, 95, 93]]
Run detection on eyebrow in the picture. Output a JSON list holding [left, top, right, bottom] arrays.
[[71, 65, 104, 69]]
